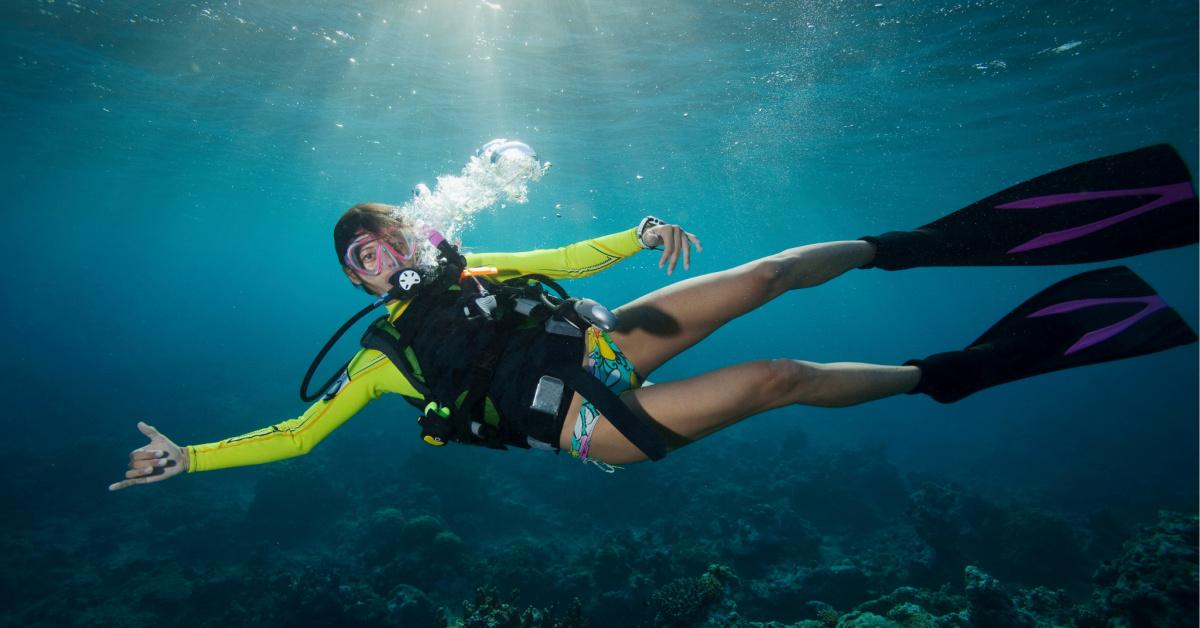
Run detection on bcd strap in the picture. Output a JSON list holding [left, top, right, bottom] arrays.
[[515, 273, 570, 301], [454, 317, 515, 450], [546, 364, 669, 461], [361, 320, 432, 401]]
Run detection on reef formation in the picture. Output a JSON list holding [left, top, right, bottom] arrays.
[[3, 434, 1196, 627]]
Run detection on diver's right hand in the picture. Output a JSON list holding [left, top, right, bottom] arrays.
[[109, 421, 187, 491]]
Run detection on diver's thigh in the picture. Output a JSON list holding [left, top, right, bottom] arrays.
[[559, 391, 584, 452], [609, 259, 775, 377], [565, 361, 792, 464], [557, 390, 652, 465]]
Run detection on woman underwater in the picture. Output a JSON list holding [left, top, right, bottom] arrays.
[[111, 143, 1198, 489]]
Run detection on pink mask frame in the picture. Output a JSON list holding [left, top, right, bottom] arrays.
[[344, 227, 416, 277]]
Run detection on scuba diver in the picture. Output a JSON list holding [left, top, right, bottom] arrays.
[[111, 143, 1198, 489]]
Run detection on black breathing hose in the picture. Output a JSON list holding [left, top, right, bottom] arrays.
[[299, 295, 389, 402]]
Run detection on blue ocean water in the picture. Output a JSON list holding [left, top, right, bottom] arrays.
[[2, 1, 1197, 625]]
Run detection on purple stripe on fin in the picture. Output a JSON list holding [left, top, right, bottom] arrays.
[[1028, 295, 1167, 355], [998, 182, 1195, 254]]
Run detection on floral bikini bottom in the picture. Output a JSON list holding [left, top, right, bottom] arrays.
[[569, 326, 642, 471]]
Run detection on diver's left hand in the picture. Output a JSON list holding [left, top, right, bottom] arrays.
[[109, 421, 187, 491], [643, 223, 703, 275]]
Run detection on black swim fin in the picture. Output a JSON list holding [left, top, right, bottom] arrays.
[[861, 145, 1198, 269], [908, 266, 1197, 403]]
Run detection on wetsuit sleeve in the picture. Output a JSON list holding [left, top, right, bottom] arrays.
[[464, 227, 644, 280], [184, 349, 421, 473]]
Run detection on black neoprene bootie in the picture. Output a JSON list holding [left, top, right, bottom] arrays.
[[903, 348, 1003, 404], [858, 231, 939, 271]]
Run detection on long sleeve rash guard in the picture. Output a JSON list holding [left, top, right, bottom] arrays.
[[186, 228, 645, 473]]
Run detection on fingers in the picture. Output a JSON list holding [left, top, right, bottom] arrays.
[[657, 226, 679, 275], [137, 421, 161, 439], [127, 449, 169, 473], [111, 451, 177, 491], [686, 229, 696, 271], [669, 227, 683, 274], [130, 449, 165, 461], [109, 479, 140, 491], [127, 453, 171, 475], [108, 472, 169, 492], [650, 224, 701, 275], [124, 463, 166, 479], [129, 449, 167, 473]]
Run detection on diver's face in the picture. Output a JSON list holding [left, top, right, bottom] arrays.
[[342, 228, 415, 296]]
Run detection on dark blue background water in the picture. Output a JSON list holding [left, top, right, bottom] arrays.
[[2, 0, 1196, 625]]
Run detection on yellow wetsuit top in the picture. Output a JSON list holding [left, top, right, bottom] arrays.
[[186, 227, 645, 473]]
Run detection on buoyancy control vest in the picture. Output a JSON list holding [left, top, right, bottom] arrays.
[[300, 233, 668, 461]]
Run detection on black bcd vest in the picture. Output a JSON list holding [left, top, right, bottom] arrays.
[[358, 261, 668, 460]]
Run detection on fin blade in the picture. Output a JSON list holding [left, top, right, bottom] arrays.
[[866, 145, 1199, 269], [913, 266, 1197, 403]]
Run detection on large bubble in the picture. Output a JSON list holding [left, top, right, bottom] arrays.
[[392, 139, 549, 270]]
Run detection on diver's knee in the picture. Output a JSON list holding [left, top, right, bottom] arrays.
[[747, 256, 793, 298], [758, 359, 818, 404]]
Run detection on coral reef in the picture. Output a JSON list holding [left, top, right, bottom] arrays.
[[3, 440, 1195, 628], [907, 482, 1090, 590], [649, 564, 736, 627], [449, 586, 586, 628], [1081, 511, 1199, 627]]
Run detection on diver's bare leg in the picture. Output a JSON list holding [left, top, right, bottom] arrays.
[[611, 241, 875, 378], [561, 358, 919, 465]]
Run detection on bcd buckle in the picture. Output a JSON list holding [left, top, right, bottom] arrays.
[[418, 402, 453, 446]]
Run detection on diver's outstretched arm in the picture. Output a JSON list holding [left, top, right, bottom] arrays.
[[560, 358, 918, 464], [610, 240, 876, 378]]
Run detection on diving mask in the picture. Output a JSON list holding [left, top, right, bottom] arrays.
[[344, 227, 416, 277]]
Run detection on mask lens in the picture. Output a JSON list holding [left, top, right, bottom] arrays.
[[384, 233, 412, 261], [359, 241, 383, 274], [346, 236, 385, 275], [345, 228, 414, 276]]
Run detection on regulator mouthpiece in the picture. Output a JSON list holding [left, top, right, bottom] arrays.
[[390, 268, 422, 295]]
